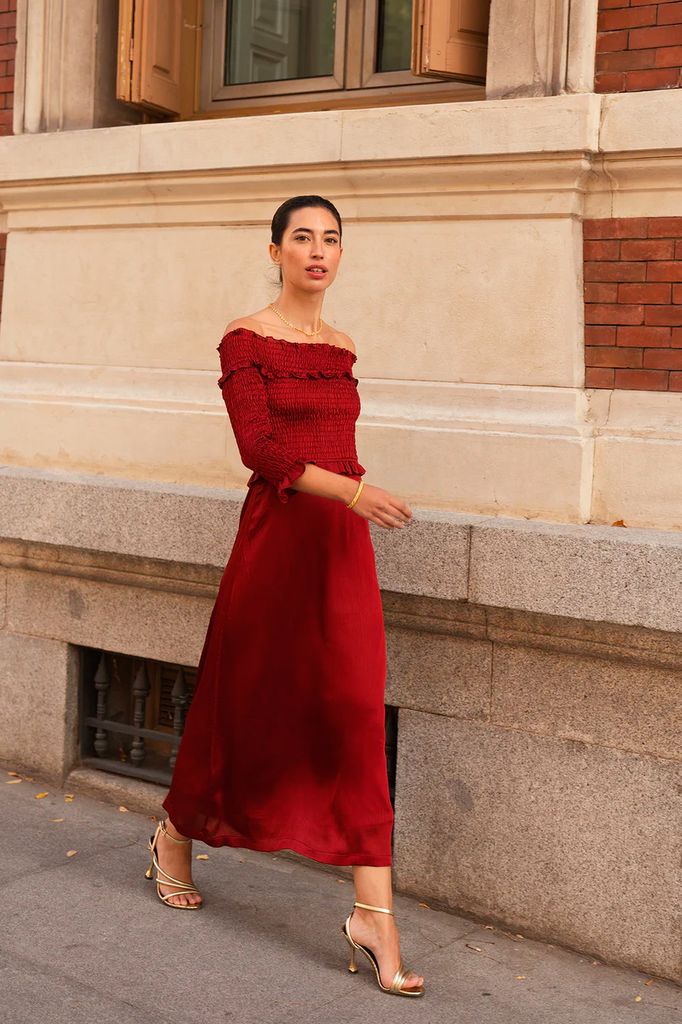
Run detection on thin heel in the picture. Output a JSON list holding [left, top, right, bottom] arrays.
[[346, 937, 358, 973]]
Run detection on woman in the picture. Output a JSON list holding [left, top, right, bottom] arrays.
[[145, 195, 424, 998]]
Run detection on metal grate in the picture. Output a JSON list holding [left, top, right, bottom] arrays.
[[79, 647, 400, 806]]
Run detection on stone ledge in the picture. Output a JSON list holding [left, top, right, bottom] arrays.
[[1, 466, 680, 634]]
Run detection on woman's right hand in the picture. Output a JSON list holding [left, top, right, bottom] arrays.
[[348, 481, 413, 529]]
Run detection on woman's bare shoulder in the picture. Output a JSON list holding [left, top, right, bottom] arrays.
[[332, 329, 356, 356], [222, 313, 267, 337]]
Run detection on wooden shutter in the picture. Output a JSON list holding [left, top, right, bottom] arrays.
[[117, 0, 196, 116], [412, 0, 491, 82]]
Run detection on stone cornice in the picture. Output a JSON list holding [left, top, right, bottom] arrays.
[[0, 467, 680, 633]]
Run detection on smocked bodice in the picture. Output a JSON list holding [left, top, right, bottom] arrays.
[[216, 327, 365, 501]]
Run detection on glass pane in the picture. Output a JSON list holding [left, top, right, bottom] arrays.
[[225, 0, 336, 86], [376, 0, 412, 73]]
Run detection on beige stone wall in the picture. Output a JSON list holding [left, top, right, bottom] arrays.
[[0, 92, 680, 529]]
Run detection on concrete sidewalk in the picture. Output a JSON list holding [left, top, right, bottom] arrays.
[[1, 765, 680, 1024]]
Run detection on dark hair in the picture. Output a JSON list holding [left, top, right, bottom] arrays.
[[270, 195, 342, 285]]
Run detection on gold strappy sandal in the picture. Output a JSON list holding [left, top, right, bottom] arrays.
[[341, 900, 425, 997], [144, 819, 204, 909]]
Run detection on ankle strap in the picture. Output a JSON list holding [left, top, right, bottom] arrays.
[[160, 820, 191, 844], [353, 900, 394, 915]]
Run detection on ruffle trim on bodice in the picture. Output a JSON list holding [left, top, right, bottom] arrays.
[[217, 327, 359, 388]]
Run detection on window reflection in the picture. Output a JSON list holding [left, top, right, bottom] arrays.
[[376, 0, 412, 73], [225, 0, 336, 86]]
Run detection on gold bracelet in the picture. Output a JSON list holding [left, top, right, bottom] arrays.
[[346, 479, 364, 510]]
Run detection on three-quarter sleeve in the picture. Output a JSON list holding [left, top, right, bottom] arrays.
[[217, 331, 309, 502]]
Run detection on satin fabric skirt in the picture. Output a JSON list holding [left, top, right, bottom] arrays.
[[162, 469, 394, 866]]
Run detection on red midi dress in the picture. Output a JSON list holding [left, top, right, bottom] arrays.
[[161, 326, 394, 866]]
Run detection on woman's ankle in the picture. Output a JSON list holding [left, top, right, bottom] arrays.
[[163, 817, 189, 842]]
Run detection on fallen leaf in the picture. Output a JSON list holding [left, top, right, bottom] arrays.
[[515, 975, 526, 980], [195, 853, 208, 860], [49, 818, 64, 822], [515, 934, 525, 939], [6, 779, 22, 785], [336, 878, 346, 883], [64, 793, 74, 799], [612, 519, 627, 527], [36, 792, 49, 799], [6, 770, 20, 776], [66, 850, 78, 857], [418, 902, 430, 909], [466, 944, 482, 952], [118, 806, 129, 812], [634, 996, 642, 1002], [24, 776, 34, 782]]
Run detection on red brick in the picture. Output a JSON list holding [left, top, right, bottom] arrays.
[[585, 367, 616, 388], [597, 30, 630, 52], [619, 282, 671, 302], [585, 303, 644, 324], [670, 372, 682, 390], [614, 368, 670, 389], [629, 25, 682, 48], [643, 348, 682, 368], [647, 260, 682, 280], [584, 239, 621, 260], [632, 0, 682, 5], [583, 218, 649, 239], [599, 0, 630, 9], [595, 71, 627, 91], [598, 6, 658, 30], [673, 283, 682, 302], [586, 346, 644, 367], [597, 47, 657, 70], [0, 11, 15, 27], [0, 76, 14, 92], [675, 241, 682, 258], [648, 217, 682, 236], [658, 2, 682, 24], [673, 327, 682, 346], [586, 325, 618, 345], [584, 261, 647, 282], [617, 325, 673, 346], [655, 44, 682, 65], [586, 282, 619, 302], [645, 304, 682, 324], [0, 42, 15, 59], [621, 238, 675, 259], [624, 66, 680, 89]]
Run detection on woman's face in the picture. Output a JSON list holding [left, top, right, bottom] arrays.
[[270, 206, 342, 291]]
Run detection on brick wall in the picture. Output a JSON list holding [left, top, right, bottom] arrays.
[[595, 0, 682, 93], [584, 218, 682, 391], [0, 1, 16, 315]]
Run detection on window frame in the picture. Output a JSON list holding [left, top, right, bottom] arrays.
[[197, 0, 484, 117]]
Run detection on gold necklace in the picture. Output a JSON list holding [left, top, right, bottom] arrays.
[[269, 302, 323, 338]]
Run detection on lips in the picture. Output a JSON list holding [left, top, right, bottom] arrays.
[[306, 266, 327, 274]]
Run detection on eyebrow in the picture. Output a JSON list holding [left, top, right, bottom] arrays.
[[290, 226, 340, 236]]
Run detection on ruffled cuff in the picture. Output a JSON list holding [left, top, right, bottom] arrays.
[[276, 459, 313, 503]]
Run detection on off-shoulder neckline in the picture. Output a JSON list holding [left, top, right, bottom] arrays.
[[221, 326, 357, 362]]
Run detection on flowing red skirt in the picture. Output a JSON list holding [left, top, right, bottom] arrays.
[[162, 468, 394, 866]]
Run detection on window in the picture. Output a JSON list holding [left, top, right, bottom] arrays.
[[117, 0, 491, 120]]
